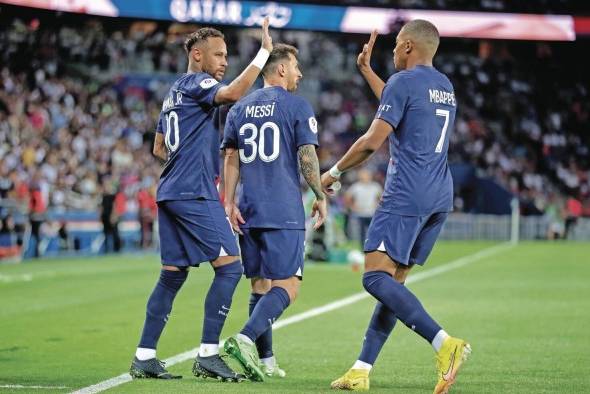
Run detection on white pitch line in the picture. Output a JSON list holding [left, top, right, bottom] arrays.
[[71, 242, 512, 394], [0, 274, 33, 283], [0, 384, 69, 389]]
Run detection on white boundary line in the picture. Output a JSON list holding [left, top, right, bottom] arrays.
[[71, 242, 512, 394], [0, 385, 69, 389]]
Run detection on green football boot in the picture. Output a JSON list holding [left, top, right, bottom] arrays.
[[224, 336, 265, 382]]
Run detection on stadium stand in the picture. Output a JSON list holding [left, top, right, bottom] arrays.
[[0, 10, 589, 258]]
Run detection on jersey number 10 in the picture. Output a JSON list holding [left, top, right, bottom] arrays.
[[239, 122, 280, 163], [164, 111, 180, 153]]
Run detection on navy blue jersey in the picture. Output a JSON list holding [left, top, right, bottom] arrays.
[[222, 86, 319, 229], [156, 72, 224, 202], [376, 65, 456, 216]]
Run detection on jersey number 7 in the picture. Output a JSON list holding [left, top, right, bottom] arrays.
[[435, 109, 450, 153]]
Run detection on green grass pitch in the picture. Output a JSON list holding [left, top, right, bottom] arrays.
[[1, 241, 589, 393]]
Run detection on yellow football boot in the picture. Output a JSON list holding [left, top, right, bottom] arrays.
[[331, 368, 370, 391], [434, 337, 471, 394]]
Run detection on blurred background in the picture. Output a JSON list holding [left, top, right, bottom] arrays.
[[1, 0, 589, 263]]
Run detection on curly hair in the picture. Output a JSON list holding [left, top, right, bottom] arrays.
[[184, 28, 224, 54]]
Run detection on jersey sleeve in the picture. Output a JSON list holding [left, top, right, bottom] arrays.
[[293, 98, 319, 147], [221, 108, 238, 150], [185, 73, 225, 107], [375, 73, 409, 129], [155, 113, 164, 134]]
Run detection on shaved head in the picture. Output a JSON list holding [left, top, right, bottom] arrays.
[[393, 19, 440, 70], [399, 19, 440, 57]]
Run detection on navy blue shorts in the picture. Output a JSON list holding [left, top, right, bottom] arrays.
[[239, 228, 305, 280], [157, 199, 239, 267], [364, 210, 448, 266]]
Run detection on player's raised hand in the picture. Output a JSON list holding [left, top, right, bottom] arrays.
[[357, 29, 378, 71], [261, 16, 273, 52], [311, 198, 327, 230]]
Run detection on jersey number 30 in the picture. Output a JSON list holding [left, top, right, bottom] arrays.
[[239, 122, 280, 163]]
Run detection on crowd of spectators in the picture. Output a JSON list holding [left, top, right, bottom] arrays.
[[1, 15, 589, 255], [298, 0, 585, 14]]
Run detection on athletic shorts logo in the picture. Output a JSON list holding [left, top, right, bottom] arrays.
[[308, 117, 318, 134], [200, 78, 219, 89]]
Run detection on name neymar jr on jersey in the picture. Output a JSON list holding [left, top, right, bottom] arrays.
[[162, 91, 183, 112]]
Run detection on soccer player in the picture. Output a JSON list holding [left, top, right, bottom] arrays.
[[220, 43, 327, 382], [129, 19, 273, 382], [323, 20, 471, 393]]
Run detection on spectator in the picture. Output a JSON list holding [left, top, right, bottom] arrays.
[[137, 183, 156, 249], [344, 169, 382, 245], [28, 172, 47, 258], [564, 196, 583, 239], [100, 180, 122, 253]]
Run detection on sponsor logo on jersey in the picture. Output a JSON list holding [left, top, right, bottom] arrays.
[[200, 78, 219, 89], [308, 117, 318, 133]]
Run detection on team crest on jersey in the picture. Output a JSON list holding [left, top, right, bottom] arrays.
[[200, 78, 219, 89], [308, 117, 318, 134]]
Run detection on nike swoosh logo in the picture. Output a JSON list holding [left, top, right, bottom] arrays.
[[442, 346, 457, 381]]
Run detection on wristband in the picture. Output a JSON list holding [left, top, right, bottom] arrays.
[[250, 48, 270, 70], [329, 165, 343, 179]]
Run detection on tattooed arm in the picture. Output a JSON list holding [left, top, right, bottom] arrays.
[[298, 144, 327, 229]]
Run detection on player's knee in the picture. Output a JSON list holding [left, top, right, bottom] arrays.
[[158, 268, 189, 291], [364, 252, 397, 277], [213, 259, 243, 281], [393, 266, 411, 283], [286, 283, 300, 302], [272, 277, 300, 303], [251, 277, 271, 294], [362, 270, 390, 293], [212, 255, 241, 268], [162, 265, 188, 272]]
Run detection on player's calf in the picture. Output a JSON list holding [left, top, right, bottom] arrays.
[[200, 259, 242, 354], [225, 284, 292, 381]]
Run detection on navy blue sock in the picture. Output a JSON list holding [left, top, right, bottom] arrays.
[[241, 287, 290, 342], [138, 269, 188, 349], [362, 271, 441, 343], [250, 293, 273, 359], [358, 301, 398, 365], [201, 261, 242, 344]]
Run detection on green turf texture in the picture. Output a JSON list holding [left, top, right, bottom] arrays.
[[1, 241, 589, 393]]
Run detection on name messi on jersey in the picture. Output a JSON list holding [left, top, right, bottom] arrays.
[[429, 89, 456, 106], [245, 102, 276, 118]]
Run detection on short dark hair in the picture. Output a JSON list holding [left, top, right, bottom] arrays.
[[184, 28, 224, 54], [261, 43, 299, 77], [401, 19, 440, 54]]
